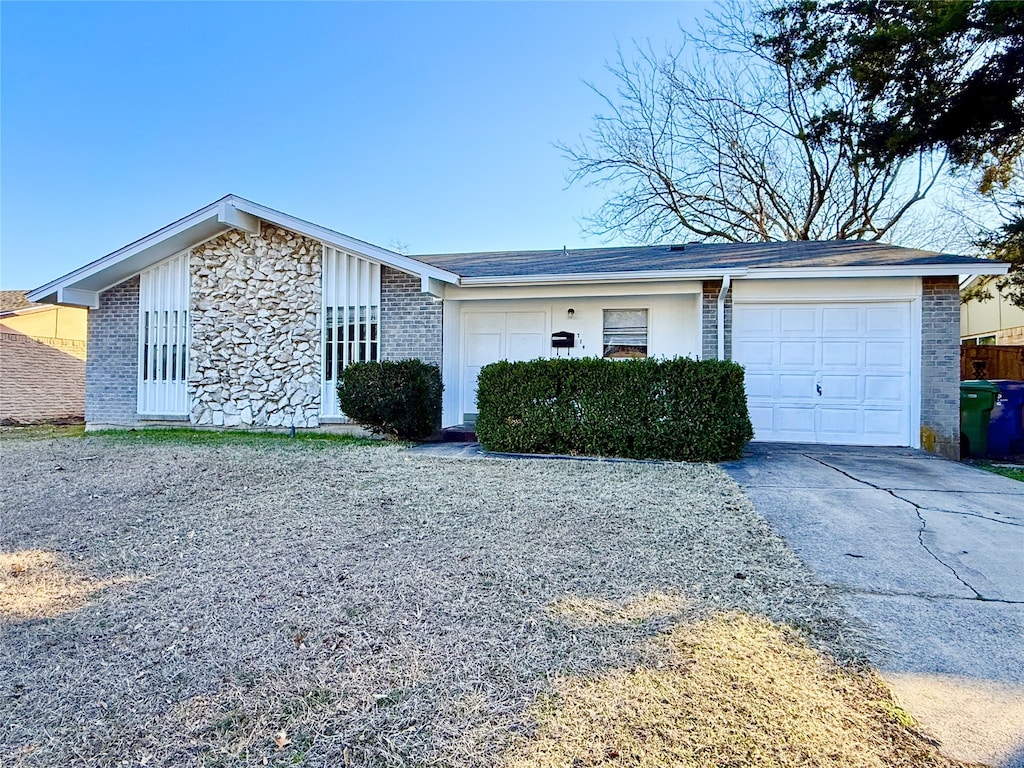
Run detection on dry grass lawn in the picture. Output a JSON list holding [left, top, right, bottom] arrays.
[[0, 435, 975, 767]]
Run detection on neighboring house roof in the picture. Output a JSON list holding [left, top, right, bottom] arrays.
[[413, 240, 1002, 284], [0, 291, 50, 317], [28, 195, 1009, 306]]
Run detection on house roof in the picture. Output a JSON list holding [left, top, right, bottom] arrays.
[[411, 240, 1004, 283], [27, 195, 460, 308], [28, 195, 1008, 306]]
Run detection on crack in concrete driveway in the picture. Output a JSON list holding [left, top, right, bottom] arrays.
[[724, 443, 1024, 768], [804, 454, 988, 601]]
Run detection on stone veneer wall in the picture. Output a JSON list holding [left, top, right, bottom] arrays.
[[84, 277, 140, 426], [701, 281, 732, 360], [380, 267, 442, 367], [920, 276, 960, 458], [189, 225, 322, 428]]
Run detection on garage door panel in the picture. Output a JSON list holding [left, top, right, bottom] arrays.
[[818, 407, 859, 436], [780, 308, 817, 334], [745, 373, 774, 398], [820, 374, 858, 400], [865, 375, 905, 400], [863, 408, 906, 433], [776, 407, 816, 435], [821, 341, 860, 366], [748, 405, 775, 434], [735, 308, 777, 335], [866, 305, 909, 332], [734, 341, 774, 365], [779, 374, 815, 398], [864, 411, 913, 442], [780, 341, 816, 367], [822, 307, 861, 334], [865, 341, 907, 367]]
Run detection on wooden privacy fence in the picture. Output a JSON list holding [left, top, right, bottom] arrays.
[[961, 345, 1024, 380]]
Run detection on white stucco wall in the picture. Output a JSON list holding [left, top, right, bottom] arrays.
[[732, 276, 921, 302]]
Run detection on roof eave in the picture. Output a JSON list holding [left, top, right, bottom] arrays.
[[451, 261, 1008, 287], [27, 197, 235, 307]]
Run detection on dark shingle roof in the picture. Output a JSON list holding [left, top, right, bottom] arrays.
[[410, 240, 990, 279]]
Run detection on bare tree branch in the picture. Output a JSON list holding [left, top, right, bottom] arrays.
[[560, 5, 945, 244]]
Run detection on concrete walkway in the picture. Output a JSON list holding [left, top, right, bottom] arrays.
[[723, 444, 1024, 768]]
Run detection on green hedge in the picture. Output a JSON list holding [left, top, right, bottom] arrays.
[[337, 360, 442, 440], [475, 357, 753, 461]]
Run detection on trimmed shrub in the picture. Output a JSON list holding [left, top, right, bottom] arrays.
[[475, 357, 753, 461], [337, 360, 442, 440]]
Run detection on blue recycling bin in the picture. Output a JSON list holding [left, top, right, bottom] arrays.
[[987, 380, 1024, 457]]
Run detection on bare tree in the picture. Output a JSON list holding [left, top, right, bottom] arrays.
[[560, 6, 946, 244]]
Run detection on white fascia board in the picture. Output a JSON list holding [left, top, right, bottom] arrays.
[[742, 263, 1010, 279], [57, 287, 100, 309], [27, 197, 232, 303], [458, 268, 749, 287], [442, 280, 704, 301], [421, 277, 447, 298], [217, 201, 260, 234], [227, 197, 462, 286]]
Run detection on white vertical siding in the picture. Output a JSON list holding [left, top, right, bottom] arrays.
[[137, 252, 190, 416], [321, 247, 381, 418]]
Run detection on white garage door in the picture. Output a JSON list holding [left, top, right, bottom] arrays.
[[463, 311, 547, 419], [733, 302, 913, 445]]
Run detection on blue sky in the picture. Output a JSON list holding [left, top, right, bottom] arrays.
[[1, 1, 711, 290]]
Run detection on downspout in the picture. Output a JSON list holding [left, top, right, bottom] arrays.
[[717, 274, 732, 360]]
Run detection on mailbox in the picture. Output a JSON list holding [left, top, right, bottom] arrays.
[[551, 331, 575, 349]]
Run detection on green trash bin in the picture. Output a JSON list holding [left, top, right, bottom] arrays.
[[961, 380, 1001, 458]]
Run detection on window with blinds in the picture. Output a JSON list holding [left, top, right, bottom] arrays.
[[603, 308, 649, 359]]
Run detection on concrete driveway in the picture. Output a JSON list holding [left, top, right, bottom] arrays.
[[724, 444, 1024, 768]]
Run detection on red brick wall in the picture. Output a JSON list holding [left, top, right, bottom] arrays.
[[0, 331, 86, 424]]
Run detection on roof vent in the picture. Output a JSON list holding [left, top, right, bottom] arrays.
[[669, 244, 686, 252]]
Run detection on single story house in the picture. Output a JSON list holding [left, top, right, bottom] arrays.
[[0, 291, 88, 425], [29, 195, 1008, 457], [960, 275, 1024, 345]]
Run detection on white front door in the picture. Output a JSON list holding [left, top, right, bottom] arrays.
[[462, 311, 547, 419], [733, 301, 913, 445]]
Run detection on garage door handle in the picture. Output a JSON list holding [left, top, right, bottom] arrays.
[[816, 384, 822, 396]]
